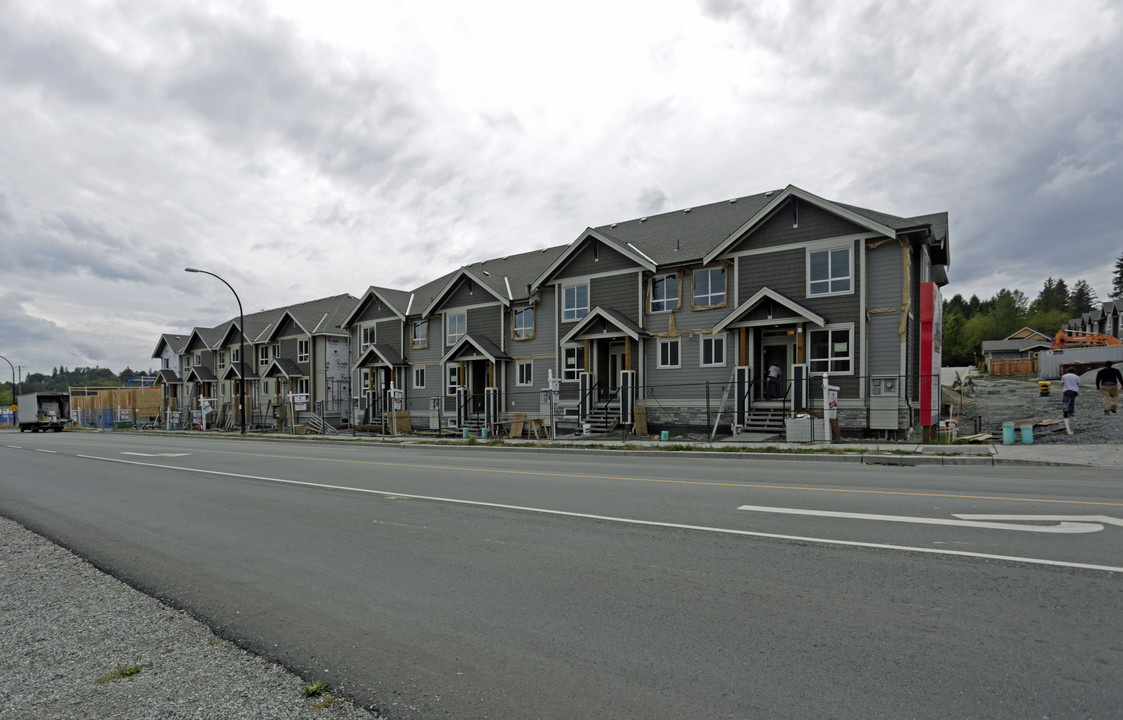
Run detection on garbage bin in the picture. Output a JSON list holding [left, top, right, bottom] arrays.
[[1002, 421, 1016, 445], [1020, 424, 1033, 444]]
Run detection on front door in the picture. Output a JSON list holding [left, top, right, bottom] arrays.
[[761, 345, 789, 401]]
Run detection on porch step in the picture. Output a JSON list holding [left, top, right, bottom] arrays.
[[742, 410, 786, 432], [583, 407, 619, 433]]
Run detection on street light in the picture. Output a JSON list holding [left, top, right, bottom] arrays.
[[185, 268, 247, 435]]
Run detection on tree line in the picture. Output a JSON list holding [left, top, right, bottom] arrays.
[[943, 257, 1122, 367], [1, 366, 153, 406]]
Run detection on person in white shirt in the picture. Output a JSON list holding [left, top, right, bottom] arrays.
[[1061, 367, 1080, 418]]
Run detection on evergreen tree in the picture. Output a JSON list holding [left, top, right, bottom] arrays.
[[1070, 279, 1099, 315], [1112, 252, 1123, 300]]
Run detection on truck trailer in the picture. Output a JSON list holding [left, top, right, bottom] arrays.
[[17, 392, 71, 433]]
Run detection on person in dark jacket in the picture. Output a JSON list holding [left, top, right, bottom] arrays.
[[1095, 361, 1123, 414]]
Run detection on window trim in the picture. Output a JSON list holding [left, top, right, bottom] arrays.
[[258, 346, 269, 367], [562, 346, 585, 381], [516, 360, 533, 387], [512, 306, 535, 340], [692, 267, 727, 309], [446, 312, 467, 346], [562, 283, 589, 322], [807, 324, 854, 375], [271, 343, 280, 359], [807, 245, 853, 297], [657, 338, 681, 369], [649, 273, 680, 314], [700, 334, 726, 368], [446, 364, 461, 395], [412, 320, 428, 349], [297, 339, 309, 363], [413, 366, 426, 389], [360, 326, 376, 351]]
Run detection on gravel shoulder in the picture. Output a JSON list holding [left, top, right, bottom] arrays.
[[0, 516, 381, 720], [946, 371, 1123, 444]]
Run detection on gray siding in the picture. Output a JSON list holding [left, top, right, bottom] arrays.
[[559, 241, 636, 277], [866, 240, 905, 376], [376, 318, 403, 355], [591, 273, 640, 323], [867, 314, 902, 376], [355, 297, 399, 323], [727, 200, 867, 254], [467, 305, 502, 341]]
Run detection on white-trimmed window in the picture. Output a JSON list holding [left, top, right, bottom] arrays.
[[808, 326, 853, 374], [361, 368, 371, 393], [516, 361, 533, 386], [294, 378, 309, 395], [262, 380, 270, 395], [271, 343, 280, 359], [658, 339, 680, 368], [220, 382, 226, 397], [162, 357, 170, 369], [446, 365, 460, 395], [563, 346, 584, 381], [231, 348, 240, 365], [562, 283, 589, 322], [412, 320, 428, 348], [650, 274, 679, 312], [297, 339, 309, 363], [218, 351, 226, 369], [513, 307, 534, 339], [446, 312, 466, 345], [413, 366, 426, 389], [360, 326, 376, 350], [693, 267, 726, 306], [258, 346, 269, 367], [700, 335, 725, 367], [809, 247, 852, 296], [194, 352, 202, 366]]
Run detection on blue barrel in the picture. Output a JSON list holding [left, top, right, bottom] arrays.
[[1002, 421, 1015, 445], [462, 427, 469, 439], [1020, 424, 1033, 444], [660, 430, 669, 442]]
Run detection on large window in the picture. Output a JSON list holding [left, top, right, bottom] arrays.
[[446, 312, 466, 345], [516, 360, 533, 386], [562, 284, 589, 322], [809, 247, 851, 296], [512, 307, 534, 339], [700, 335, 725, 367], [658, 339, 680, 368], [360, 326, 376, 350], [218, 351, 226, 369], [809, 327, 852, 373], [693, 267, 726, 307], [258, 346, 269, 367], [650, 274, 679, 312], [412, 320, 428, 348], [563, 346, 584, 381], [297, 339, 309, 363]]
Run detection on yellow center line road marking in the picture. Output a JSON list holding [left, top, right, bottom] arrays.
[[73, 454, 1123, 574], [14, 439, 1123, 508]]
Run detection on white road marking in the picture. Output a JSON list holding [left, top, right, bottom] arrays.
[[73, 454, 1123, 574], [956, 513, 1123, 527], [737, 505, 1105, 533], [121, 452, 190, 457], [35, 449, 57, 454]]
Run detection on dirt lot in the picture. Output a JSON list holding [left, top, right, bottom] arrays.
[[945, 370, 1123, 444]]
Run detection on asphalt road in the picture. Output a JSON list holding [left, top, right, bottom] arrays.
[[3, 430, 1122, 719]]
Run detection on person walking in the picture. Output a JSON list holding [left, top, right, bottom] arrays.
[[765, 363, 781, 400], [1061, 366, 1080, 418], [1095, 360, 1123, 414]]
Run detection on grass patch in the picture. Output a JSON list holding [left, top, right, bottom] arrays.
[[309, 694, 341, 709], [94, 663, 147, 684], [303, 681, 331, 698]]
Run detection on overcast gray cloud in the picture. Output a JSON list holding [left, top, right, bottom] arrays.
[[1, 0, 1121, 377]]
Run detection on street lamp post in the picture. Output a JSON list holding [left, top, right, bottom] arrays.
[[185, 268, 247, 435]]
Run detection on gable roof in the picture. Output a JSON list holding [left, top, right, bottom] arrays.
[[343, 286, 414, 327], [184, 366, 218, 383], [440, 334, 511, 364], [560, 307, 646, 344], [152, 333, 189, 359], [261, 358, 306, 378], [352, 344, 407, 368], [1005, 327, 1051, 341], [713, 287, 827, 332]]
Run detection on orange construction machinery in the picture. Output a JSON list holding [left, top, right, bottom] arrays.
[[1051, 329, 1123, 350]]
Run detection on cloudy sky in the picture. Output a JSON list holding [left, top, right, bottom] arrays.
[[1, 0, 1121, 377]]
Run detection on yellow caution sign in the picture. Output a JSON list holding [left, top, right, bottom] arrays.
[[9, 404, 16, 412]]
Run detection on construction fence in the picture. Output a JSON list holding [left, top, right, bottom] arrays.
[[70, 387, 164, 429]]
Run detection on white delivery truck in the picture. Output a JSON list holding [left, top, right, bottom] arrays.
[[17, 392, 71, 433]]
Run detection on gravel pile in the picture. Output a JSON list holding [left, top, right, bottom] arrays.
[[0, 516, 381, 720], [949, 373, 1123, 444]]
